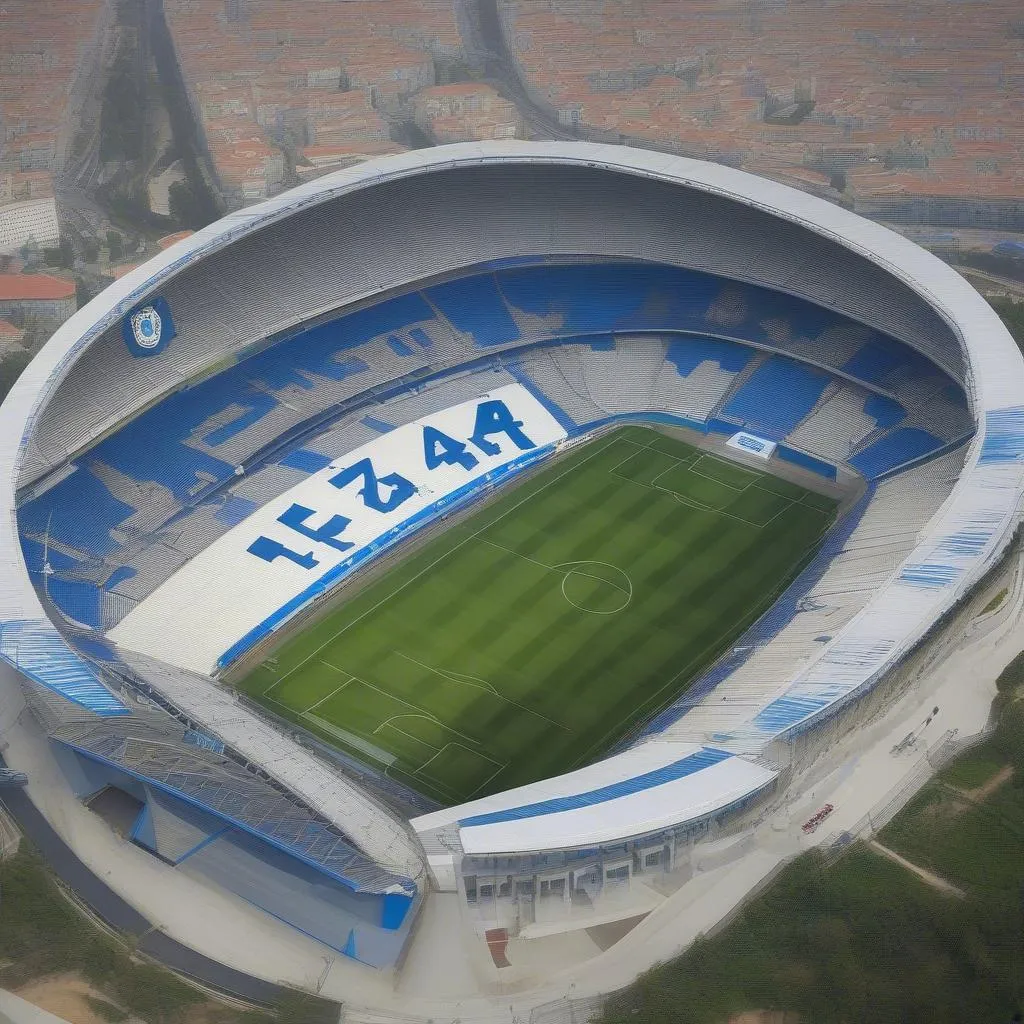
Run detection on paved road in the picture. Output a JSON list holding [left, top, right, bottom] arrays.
[[0, 779, 285, 1008]]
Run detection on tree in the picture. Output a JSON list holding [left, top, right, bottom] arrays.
[[991, 297, 1024, 351], [43, 240, 74, 269], [168, 179, 208, 230], [0, 349, 33, 402], [19, 235, 40, 268], [75, 278, 96, 309], [99, 55, 143, 162], [106, 230, 124, 264]]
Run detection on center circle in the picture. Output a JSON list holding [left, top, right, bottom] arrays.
[[557, 561, 632, 615]]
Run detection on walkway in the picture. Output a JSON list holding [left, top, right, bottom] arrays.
[[867, 840, 966, 899]]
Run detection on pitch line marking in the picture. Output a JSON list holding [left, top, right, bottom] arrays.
[[465, 761, 511, 799], [616, 445, 787, 528], [393, 651, 571, 732], [266, 432, 626, 691], [565, 519, 836, 770], [687, 454, 753, 492], [304, 671, 353, 713], [617, 430, 811, 526], [412, 742, 509, 804], [262, 690, 462, 802], [353, 677, 481, 746], [394, 651, 499, 696], [375, 712, 460, 741], [414, 741, 506, 775], [556, 559, 633, 614], [481, 539, 633, 615], [382, 758, 461, 803], [378, 721, 443, 756], [412, 742, 508, 802], [608, 441, 698, 486], [661, 483, 796, 530]]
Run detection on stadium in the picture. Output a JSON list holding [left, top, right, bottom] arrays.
[[1, 141, 1023, 988]]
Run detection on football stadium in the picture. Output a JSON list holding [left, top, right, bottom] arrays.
[[1, 141, 1022, 985]]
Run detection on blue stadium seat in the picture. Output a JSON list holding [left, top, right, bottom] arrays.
[[841, 340, 904, 384], [426, 275, 520, 347], [665, 336, 752, 375], [849, 427, 944, 478], [280, 449, 332, 474], [720, 357, 831, 439], [19, 466, 137, 558], [862, 394, 906, 429], [215, 494, 259, 527], [387, 336, 415, 357], [841, 338, 937, 390]]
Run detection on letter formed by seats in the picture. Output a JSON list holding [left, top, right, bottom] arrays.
[[329, 457, 416, 513], [423, 425, 479, 471], [245, 395, 546, 572], [468, 399, 536, 456], [248, 504, 355, 568]]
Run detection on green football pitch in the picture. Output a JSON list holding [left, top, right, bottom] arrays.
[[237, 426, 837, 805]]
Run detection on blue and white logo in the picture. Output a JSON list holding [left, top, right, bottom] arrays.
[[123, 296, 175, 357], [130, 306, 162, 350]]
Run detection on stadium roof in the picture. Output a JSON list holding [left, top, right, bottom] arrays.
[[2, 140, 1023, 862]]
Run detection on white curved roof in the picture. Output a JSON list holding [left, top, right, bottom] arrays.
[[2, 141, 1023, 861]]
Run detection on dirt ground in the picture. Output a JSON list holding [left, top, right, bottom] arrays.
[[13, 972, 254, 1024], [958, 764, 1014, 802], [14, 973, 127, 1024]]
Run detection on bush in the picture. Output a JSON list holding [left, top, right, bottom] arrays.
[[995, 650, 1024, 694], [0, 349, 32, 402], [0, 847, 281, 1023], [991, 296, 1024, 348]]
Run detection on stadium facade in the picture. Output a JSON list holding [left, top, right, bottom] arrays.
[[1, 141, 1022, 968]]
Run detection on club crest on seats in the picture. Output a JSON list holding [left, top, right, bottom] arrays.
[[130, 306, 162, 350]]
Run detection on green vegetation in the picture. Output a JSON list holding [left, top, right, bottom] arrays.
[[106, 230, 125, 263], [168, 179, 209, 230], [995, 649, 1024, 695], [85, 995, 131, 1023], [991, 295, 1024, 349], [42, 240, 74, 270], [0, 349, 32, 404], [0, 843, 333, 1023], [598, 691, 1024, 1024], [879, 700, 1024, 895], [100, 55, 143, 162], [239, 427, 835, 803], [982, 586, 1008, 614]]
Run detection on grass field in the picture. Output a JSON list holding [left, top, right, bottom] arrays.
[[237, 426, 837, 804]]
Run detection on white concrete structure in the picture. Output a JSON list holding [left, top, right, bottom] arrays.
[[1, 142, 1023, 979], [0, 198, 60, 254]]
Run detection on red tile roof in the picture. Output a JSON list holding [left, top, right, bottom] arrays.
[[0, 274, 76, 301], [157, 230, 195, 250]]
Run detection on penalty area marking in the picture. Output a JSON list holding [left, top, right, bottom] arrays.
[[393, 651, 571, 731]]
